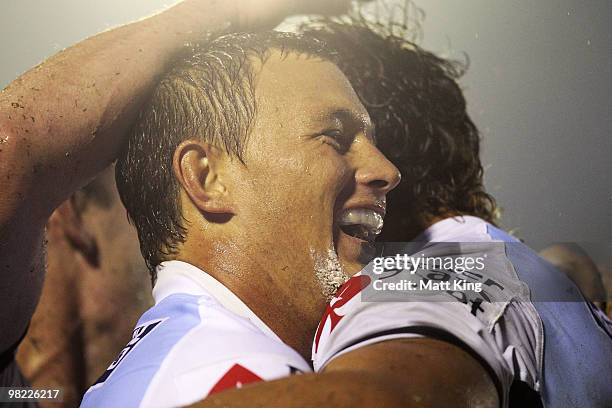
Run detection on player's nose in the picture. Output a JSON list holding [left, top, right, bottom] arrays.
[[353, 139, 401, 194]]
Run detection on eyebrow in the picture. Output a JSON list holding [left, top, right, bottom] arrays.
[[327, 108, 377, 144]]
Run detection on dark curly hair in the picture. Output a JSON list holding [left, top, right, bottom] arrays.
[[299, 5, 498, 241]]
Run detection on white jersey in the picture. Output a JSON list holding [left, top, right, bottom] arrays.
[[312, 216, 542, 407], [81, 261, 310, 408]]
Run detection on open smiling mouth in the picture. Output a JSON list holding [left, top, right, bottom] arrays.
[[337, 208, 384, 242]]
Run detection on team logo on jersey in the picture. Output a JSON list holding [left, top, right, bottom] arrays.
[[208, 364, 263, 395], [89, 318, 167, 389], [314, 274, 371, 353]]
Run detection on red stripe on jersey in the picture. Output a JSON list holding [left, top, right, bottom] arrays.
[[314, 275, 371, 353]]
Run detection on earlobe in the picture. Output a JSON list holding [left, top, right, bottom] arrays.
[[172, 140, 234, 215]]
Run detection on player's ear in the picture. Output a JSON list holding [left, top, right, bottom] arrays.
[[172, 140, 235, 215]]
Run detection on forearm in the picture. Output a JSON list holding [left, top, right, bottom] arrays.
[[190, 371, 407, 408], [0, 1, 247, 217], [190, 339, 499, 408]]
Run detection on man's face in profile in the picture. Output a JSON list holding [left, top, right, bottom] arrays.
[[222, 51, 399, 310]]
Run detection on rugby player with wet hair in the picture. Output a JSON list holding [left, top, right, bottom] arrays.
[[0, 2, 513, 407], [0, 1, 401, 406], [86, 28, 403, 406], [191, 6, 611, 408]]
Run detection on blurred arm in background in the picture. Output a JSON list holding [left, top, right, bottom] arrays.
[[15, 166, 152, 406]]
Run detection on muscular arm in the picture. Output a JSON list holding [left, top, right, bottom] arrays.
[[0, 0, 231, 352], [191, 338, 499, 407], [0, 0, 349, 351]]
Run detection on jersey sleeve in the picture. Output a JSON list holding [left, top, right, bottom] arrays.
[[312, 242, 544, 407], [141, 336, 311, 407]]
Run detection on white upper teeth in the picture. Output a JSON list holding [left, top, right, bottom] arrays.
[[338, 209, 384, 236]]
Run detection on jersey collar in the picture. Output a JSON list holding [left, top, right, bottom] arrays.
[[415, 215, 489, 243], [153, 260, 282, 342]]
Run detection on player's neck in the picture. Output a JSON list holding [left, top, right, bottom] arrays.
[[179, 244, 322, 360], [230, 277, 321, 360]]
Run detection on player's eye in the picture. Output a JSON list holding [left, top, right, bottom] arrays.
[[321, 129, 350, 153], [322, 129, 342, 139]]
